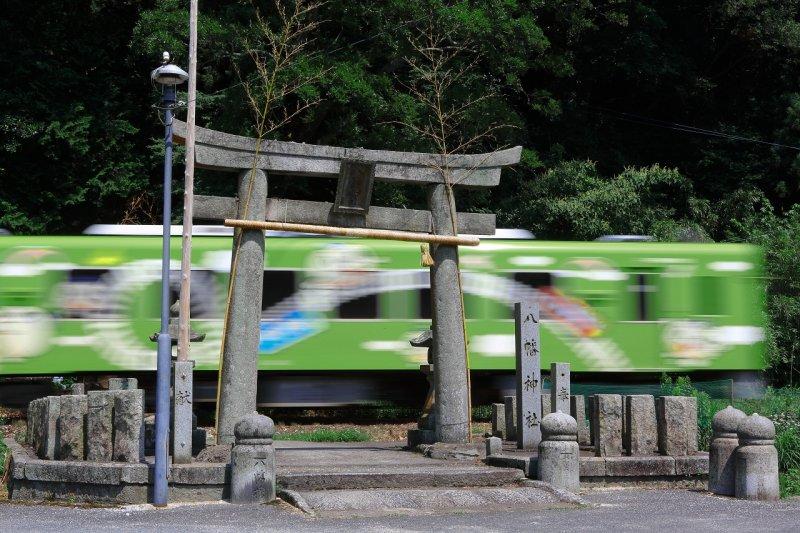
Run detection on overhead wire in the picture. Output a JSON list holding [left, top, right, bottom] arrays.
[[586, 105, 800, 151]]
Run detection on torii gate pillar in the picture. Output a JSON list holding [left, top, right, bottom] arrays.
[[216, 169, 267, 444], [428, 184, 470, 443]]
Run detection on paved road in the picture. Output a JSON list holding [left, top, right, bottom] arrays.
[[1, 488, 798, 532]]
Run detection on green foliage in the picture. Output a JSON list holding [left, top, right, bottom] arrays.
[[273, 427, 370, 442], [779, 469, 800, 498], [471, 404, 492, 422], [0, 437, 7, 477], [50, 376, 75, 393], [728, 206, 800, 385], [776, 428, 800, 474], [512, 162, 708, 241]]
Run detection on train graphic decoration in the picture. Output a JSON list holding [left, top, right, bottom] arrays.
[[0, 227, 764, 376]]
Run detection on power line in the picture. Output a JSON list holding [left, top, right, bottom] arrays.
[[589, 105, 800, 151]]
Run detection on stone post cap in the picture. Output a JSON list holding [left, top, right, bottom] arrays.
[[736, 413, 775, 444], [409, 329, 433, 348], [234, 412, 275, 443], [541, 410, 577, 441], [712, 405, 746, 436]]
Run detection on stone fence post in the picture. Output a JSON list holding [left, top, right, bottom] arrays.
[[537, 411, 580, 492], [709, 406, 745, 496], [656, 396, 698, 456], [230, 412, 276, 504], [735, 413, 779, 501]]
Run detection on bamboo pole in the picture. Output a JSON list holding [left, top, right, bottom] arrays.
[[177, 0, 198, 361], [223, 219, 481, 246]]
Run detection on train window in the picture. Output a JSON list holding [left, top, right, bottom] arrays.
[[699, 276, 722, 316], [60, 269, 112, 318], [262, 270, 296, 311], [338, 294, 379, 319], [512, 272, 553, 289], [509, 272, 553, 318], [628, 273, 654, 321], [418, 287, 432, 319], [68, 269, 108, 282]]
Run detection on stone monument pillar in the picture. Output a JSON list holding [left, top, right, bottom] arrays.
[[735, 413, 779, 501], [230, 412, 276, 504], [504, 395, 517, 441], [537, 410, 580, 492], [550, 362, 570, 415], [709, 406, 746, 496], [218, 169, 267, 444], [173, 360, 195, 463], [427, 183, 470, 443], [515, 301, 541, 450]]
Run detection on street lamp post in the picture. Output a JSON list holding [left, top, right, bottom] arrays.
[[150, 52, 188, 507]]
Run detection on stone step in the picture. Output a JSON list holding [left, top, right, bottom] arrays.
[[279, 482, 582, 518], [277, 465, 524, 491], [485, 451, 709, 479]]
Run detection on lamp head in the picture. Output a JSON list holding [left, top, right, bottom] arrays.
[[151, 51, 188, 86]]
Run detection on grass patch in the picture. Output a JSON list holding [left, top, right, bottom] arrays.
[[776, 427, 800, 473], [471, 404, 492, 422], [780, 469, 800, 499], [273, 427, 371, 442], [0, 438, 7, 477]]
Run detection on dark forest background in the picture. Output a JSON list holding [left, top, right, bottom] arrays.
[[2, 0, 800, 382]]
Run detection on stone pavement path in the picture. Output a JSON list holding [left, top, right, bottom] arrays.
[[1, 488, 799, 532], [273, 440, 524, 491]]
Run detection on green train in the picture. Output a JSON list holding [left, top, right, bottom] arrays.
[[0, 226, 764, 403]]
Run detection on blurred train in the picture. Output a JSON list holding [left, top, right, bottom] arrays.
[[0, 225, 765, 404]]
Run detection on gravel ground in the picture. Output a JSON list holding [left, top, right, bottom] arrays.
[[1, 488, 798, 532]]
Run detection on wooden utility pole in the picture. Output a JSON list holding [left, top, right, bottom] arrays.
[[178, 0, 198, 361]]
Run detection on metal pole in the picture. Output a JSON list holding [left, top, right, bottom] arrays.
[[178, 0, 198, 361], [154, 83, 176, 507]]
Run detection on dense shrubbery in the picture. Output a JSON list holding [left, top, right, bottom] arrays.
[[729, 206, 800, 386], [511, 162, 710, 242]]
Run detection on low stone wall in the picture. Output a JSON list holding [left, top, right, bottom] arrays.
[[5, 438, 229, 504], [485, 452, 708, 483]]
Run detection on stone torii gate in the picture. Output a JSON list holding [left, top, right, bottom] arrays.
[[173, 119, 521, 444]]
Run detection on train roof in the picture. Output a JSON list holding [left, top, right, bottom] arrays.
[[82, 224, 536, 239]]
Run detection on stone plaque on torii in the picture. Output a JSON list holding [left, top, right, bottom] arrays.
[[172, 119, 521, 444]]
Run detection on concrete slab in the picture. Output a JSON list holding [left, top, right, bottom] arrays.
[[3, 488, 800, 531], [273, 441, 523, 491], [294, 486, 575, 518]]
